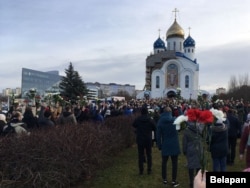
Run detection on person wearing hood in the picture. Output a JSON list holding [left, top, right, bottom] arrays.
[[132, 106, 156, 175], [182, 121, 202, 188], [57, 106, 77, 125], [209, 119, 228, 172]]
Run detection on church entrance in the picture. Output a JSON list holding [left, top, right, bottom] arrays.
[[166, 91, 176, 98]]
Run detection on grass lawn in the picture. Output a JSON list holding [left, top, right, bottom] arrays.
[[81, 133, 246, 188]]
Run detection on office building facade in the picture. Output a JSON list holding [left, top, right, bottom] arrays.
[[21, 68, 62, 97]]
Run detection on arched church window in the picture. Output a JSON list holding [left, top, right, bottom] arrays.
[[168, 42, 170, 50], [180, 42, 182, 51], [173, 41, 176, 51], [167, 64, 178, 87], [156, 76, 160, 88], [192, 49, 194, 53], [185, 75, 189, 88], [188, 48, 190, 53]]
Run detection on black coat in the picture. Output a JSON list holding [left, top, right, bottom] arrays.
[[182, 122, 202, 169], [22, 113, 39, 129], [227, 113, 241, 138], [209, 124, 228, 158], [132, 115, 156, 145]]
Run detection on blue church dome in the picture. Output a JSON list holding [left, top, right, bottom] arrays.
[[153, 37, 166, 49], [184, 35, 195, 47]]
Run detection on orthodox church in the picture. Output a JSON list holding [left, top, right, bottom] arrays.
[[138, 9, 200, 100]]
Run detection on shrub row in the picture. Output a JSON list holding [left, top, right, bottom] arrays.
[[0, 115, 136, 188]]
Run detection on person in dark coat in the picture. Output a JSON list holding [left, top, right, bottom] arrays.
[[22, 106, 39, 130], [152, 108, 160, 147], [76, 106, 90, 124], [38, 106, 55, 128], [132, 107, 156, 175], [226, 109, 241, 165], [157, 106, 180, 187], [209, 119, 228, 172], [182, 121, 202, 188]]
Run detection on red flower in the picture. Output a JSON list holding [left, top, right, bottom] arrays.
[[199, 110, 214, 124], [186, 109, 213, 124], [186, 108, 214, 177], [186, 109, 200, 122]]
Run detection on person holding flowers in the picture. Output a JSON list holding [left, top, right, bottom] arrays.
[[174, 108, 213, 187], [182, 119, 202, 188]]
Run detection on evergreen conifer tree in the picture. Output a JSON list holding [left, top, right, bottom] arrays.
[[59, 62, 88, 104]]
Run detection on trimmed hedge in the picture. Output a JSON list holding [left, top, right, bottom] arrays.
[[0, 115, 136, 188]]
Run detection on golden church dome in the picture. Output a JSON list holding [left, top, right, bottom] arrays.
[[166, 19, 185, 39]]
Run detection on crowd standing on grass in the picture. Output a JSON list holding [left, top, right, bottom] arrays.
[[1, 96, 250, 186]]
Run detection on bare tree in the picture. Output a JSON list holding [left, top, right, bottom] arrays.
[[239, 73, 249, 86], [228, 73, 249, 93], [228, 75, 238, 92]]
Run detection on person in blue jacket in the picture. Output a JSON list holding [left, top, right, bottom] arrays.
[[157, 106, 180, 187]]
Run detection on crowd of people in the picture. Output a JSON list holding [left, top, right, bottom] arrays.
[[1, 97, 250, 187], [131, 97, 250, 187], [0, 100, 137, 136]]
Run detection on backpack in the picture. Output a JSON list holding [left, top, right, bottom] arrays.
[[2, 123, 16, 136]]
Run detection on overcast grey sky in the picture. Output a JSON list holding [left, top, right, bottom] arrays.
[[1, 0, 250, 93]]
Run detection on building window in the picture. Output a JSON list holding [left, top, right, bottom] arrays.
[[185, 75, 189, 88], [188, 48, 190, 53], [156, 76, 160, 88], [180, 42, 182, 51], [173, 41, 176, 51]]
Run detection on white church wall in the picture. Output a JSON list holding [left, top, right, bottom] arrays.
[[151, 69, 164, 98], [167, 37, 184, 53]]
